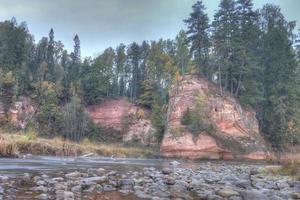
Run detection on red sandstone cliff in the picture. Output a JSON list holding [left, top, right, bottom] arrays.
[[160, 75, 269, 160], [0, 96, 35, 129], [86, 99, 156, 145]]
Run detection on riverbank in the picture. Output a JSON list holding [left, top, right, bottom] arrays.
[[0, 157, 299, 200], [0, 132, 159, 158]]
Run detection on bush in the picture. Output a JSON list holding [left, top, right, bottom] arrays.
[[86, 119, 103, 142], [62, 95, 89, 141], [0, 140, 18, 157], [180, 94, 216, 136], [151, 101, 165, 142], [280, 160, 300, 178], [181, 107, 192, 125], [0, 71, 15, 120], [34, 81, 61, 137]]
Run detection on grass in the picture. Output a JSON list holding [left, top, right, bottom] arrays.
[[264, 157, 300, 180], [0, 129, 159, 158], [279, 160, 300, 178]]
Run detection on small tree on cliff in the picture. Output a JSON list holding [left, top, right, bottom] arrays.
[[137, 79, 156, 108], [150, 95, 165, 142], [62, 95, 89, 141], [0, 71, 15, 120], [35, 81, 61, 136]]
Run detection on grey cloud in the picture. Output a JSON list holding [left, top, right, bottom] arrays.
[[0, 0, 299, 57]]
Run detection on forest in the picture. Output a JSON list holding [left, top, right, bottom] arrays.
[[0, 0, 300, 148]]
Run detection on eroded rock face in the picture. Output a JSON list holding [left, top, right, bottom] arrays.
[[161, 75, 268, 160], [0, 96, 35, 129], [86, 99, 156, 145]]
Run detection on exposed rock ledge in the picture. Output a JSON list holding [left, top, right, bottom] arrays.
[[161, 75, 269, 160], [86, 99, 157, 145], [0, 96, 35, 129]]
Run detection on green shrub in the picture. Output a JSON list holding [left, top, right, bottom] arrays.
[[151, 101, 165, 142], [280, 160, 300, 178], [180, 94, 216, 136], [181, 107, 192, 125], [62, 95, 89, 141]]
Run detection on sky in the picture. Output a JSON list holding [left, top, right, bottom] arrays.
[[0, 0, 299, 58]]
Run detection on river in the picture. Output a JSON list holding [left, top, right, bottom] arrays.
[[0, 156, 297, 200]]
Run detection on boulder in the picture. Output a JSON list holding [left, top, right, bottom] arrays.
[[217, 187, 240, 198], [80, 176, 108, 186]]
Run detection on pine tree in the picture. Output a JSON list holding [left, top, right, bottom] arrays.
[[70, 34, 81, 91], [62, 95, 89, 141], [46, 28, 55, 81], [71, 34, 81, 64], [150, 95, 165, 142], [115, 44, 126, 96], [235, 0, 261, 98], [35, 81, 61, 137], [175, 30, 190, 74], [127, 42, 141, 100], [140, 41, 150, 83], [81, 47, 114, 104], [212, 0, 239, 95], [259, 4, 299, 146], [0, 72, 15, 120], [184, 0, 210, 76], [137, 79, 155, 108]]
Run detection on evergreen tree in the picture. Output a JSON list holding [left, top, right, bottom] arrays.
[[140, 41, 150, 83], [70, 34, 81, 91], [259, 4, 299, 146], [46, 28, 55, 81], [175, 30, 190, 74], [35, 81, 61, 137], [127, 42, 141, 100], [0, 72, 15, 120], [150, 95, 165, 142], [114, 43, 126, 96], [212, 0, 239, 95], [71, 34, 81, 64], [137, 79, 155, 108], [62, 95, 89, 141], [184, 0, 210, 76], [35, 37, 49, 81], [81, 48, 114, 104], [235, 0, 261, 98]]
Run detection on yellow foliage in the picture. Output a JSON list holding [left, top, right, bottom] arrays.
[[173, 70, 181, 83], [3, 71, 14, 83], [188, 61, 198, 75], [195, 93, 206, 108], [136, 109, 145, 119]]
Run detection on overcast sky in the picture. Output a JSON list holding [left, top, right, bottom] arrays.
[[0, 0, 299, 57]]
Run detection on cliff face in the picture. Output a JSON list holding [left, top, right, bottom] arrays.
[[86, 99, 156, 145], [161, 75, 269, 160], [0, 96, 35, 129]]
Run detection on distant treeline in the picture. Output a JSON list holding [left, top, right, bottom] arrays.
[[0, 0, 299, 147]]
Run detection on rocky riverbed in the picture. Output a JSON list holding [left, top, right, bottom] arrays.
[[0, 157, 299, 200]]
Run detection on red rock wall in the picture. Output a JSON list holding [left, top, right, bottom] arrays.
[[86, 98, 156, 145], [86, 99, 132, 131], [161, 75, 269, 160], [0, 96, 35, 129]]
